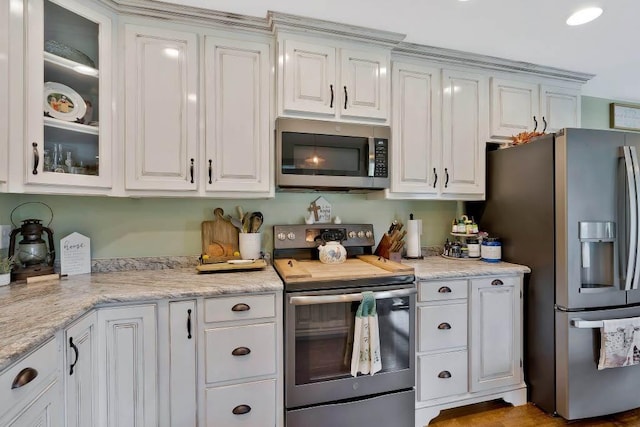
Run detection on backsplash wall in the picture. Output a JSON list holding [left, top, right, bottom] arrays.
[[0, 192, 457, 259]]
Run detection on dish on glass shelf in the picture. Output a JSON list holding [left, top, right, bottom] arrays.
[[43, 82, 86, 122], [44, 40, 96, 68]]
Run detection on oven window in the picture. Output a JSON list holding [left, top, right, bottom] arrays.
[[281, 132, 367, 177], [294, 296, 411, 385]]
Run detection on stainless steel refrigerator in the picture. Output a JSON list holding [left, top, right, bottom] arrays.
[[477, 128, 640, 420]]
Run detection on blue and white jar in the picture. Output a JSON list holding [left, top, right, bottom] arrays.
[[481, 237, 502, 263]]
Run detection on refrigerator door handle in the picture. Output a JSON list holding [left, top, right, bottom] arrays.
[[630, 146, 640, 290], [571, 318, 604, 329], [623, 146, 638, 290]]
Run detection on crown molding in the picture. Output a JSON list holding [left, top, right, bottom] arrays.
[[394, 42, 594, 83], [268, 11, 406, 48]]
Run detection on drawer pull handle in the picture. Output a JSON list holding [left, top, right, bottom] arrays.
[[69, 337, 79, 375], [438, 286, 452, 293], [437, 322, 451, 330], [438, 370, 452, 379], [232, 404, 252, 415], [491, 279, 504, 286], [12, 367, 38, 389], [232, 303, 250, 312], [231, 346, 251, 356], [187, 309, 192, 340]]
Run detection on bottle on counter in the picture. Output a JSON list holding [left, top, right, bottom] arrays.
[[467, 237, 480, 258]]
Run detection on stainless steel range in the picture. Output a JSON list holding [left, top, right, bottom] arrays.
[[273, 224, 416, 427]]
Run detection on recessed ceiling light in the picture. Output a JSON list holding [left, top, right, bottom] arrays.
[[566, 7, 603, 26]]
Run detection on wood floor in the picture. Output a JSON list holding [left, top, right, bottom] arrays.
[[427, 400, 640, 426]]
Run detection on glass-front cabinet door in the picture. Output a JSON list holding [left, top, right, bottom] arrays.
[[25, 0, 111, 188]]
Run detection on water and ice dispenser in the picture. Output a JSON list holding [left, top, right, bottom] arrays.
[[579, 221, 617, 291]]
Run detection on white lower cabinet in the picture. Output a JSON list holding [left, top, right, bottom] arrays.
[[97, 304, 158, 427], [415, 275, 525, 427], [0, 338, 62, 426], [64, 311, 98, 427], [205, 379, 276, 426]]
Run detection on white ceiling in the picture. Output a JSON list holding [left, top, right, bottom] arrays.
[[154, 0, 640, 103]]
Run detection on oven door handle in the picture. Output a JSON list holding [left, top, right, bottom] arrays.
[[289, 288, 416, 305]]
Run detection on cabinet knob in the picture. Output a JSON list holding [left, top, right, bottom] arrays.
[[437, 322, 451, 330], [491, 279, 504, 286], [231, 303, 250, 312], [438, 286, 452, 293], [11, 367, 38, 389], [437, 370, 452, 379], [232, 404, 252, 415], [231, 346, 251, 356]]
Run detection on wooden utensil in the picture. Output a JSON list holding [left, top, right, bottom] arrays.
[[201, 208, 239, 261]]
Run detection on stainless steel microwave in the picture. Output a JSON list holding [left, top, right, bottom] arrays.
[[276, 118, 391, 190]]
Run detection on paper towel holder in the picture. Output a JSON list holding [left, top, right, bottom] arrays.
[[404, 213, 424, 260]]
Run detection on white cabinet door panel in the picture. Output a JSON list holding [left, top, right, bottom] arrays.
[[340, 49, 388, 120], [441, 69, 487, 195], [205, 37, 270, 192], [541, 85, 580, 133], [0, 0, 7, 186], [168, 300, 196, 427], [470, 277, 521, 392], [205, 379, 276, 426], [3, 380, 61, 427], [98, 304, 158, 427], [282, 39, 335, 115], [490, 78, 539, 139], [125, 25, 198, 191], [64, 311, 97, 427], [391, 62, 440, 194]]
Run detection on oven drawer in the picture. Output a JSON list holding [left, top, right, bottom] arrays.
[[418, 350, 468, 401], [418, 303, 467, 352], [0, 338, 59, 417], [205, 322, 276, 383], [419, 280, 468, 302], [206, 379, 275, 426], [204, 293, 276, 323]]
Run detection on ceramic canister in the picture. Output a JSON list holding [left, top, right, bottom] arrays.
[[481, 238, 502, 262]]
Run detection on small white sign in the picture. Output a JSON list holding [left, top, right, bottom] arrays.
[[311, 196, 332, 223], [61, 232, 91, 276]]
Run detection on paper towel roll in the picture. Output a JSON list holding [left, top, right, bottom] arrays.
[[406, 219, 422, 258]]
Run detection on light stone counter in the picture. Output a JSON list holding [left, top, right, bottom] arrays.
[[403, 256, 531, 280], [0, 255, 529, 372], [0, 266, 283, 371]]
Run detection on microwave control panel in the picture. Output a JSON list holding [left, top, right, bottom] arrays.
[[374, 139, 388, 178]]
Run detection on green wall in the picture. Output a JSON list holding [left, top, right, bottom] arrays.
[[0, 192, 457, 259], [581, 96, 616, 129]]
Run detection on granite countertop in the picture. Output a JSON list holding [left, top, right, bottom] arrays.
[[0, 256, 530, 372], [0, 266, 283, 372]]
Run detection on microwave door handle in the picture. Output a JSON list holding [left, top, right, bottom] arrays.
[[623, 146, 638, 290], [630, 146, 640, 290], [367, 137, 375, 177], [289, 288, 417, 305]]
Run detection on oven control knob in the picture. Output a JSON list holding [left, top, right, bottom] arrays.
[[365, 231, 373, 239], [357, 231, 365, 238], [348, 231, 356, 239], [277, 232, 286, 241], [287, 232, 296, 240]]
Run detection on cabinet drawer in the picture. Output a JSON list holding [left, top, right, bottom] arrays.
[[419, 280, 467, 302], [205, 322, 276, 383], [471, 276, 518, 289], [418, 303, 467, 352], [418, 351, 467, 401], [0, 338, 58, 418], [205, 379, 275, 426], [204, 294, 276, 323]]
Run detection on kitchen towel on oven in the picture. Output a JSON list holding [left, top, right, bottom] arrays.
[[598, 317, 640, 370], [351, 292, 382, 376]]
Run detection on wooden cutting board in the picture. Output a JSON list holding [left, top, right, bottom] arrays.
[[273, 257, 414, 283], [196, 259, 267, 273], [201, 207, 239, 261]]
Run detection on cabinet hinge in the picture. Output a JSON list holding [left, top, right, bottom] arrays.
[[520, 290, 523, 299], [520, 359, 523, 368]]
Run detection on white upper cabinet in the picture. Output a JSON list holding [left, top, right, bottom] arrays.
[[279, 36, 390, 122], [390, 61, 441, 195], [490, 77, 581, 140], [25, 0, 112, 190], [541, 84, 580, 133], [204, 35, 272, 194], [124, 23, 198, 191], [440, 68, 487, 196]]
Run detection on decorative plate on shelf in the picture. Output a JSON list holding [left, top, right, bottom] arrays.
[[43, 82, 86, 122]]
